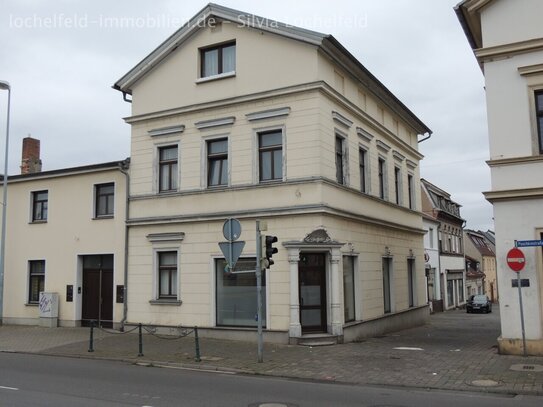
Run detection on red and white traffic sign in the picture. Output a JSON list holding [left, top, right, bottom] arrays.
[[506, 248, 525, 272]]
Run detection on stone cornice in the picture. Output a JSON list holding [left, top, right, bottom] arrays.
[[484, 187, 543, 203], [476, 37, 543, 62], [487, 155, 543, 167]]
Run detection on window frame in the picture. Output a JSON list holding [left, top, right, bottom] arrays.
[[535, 89, 543, 154], [335, 134, 348, 185], [257, 128, 284, 183], [200, 41, 236, 79], [94, 182, 115, 218], [359, 147, 369, 193], [382, 257, 393, 314], [31, 190, 48, 222], [378, 157, 387, 200], [157, 145, 179, 193], [394, 166, 402, 205], [342, 255, 357, 323], [156, 250, 179, 300], [206, 137, 229, 188], [28, 260, 45, 304]]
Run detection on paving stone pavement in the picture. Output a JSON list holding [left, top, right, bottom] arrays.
[[1, 309, 543, 396]]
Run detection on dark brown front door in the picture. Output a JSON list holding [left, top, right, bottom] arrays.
[[299, 253, 327, 333], [82, 255, 113, 328]]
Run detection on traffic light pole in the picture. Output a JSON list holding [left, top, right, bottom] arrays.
[[255, 220, 263, 363]]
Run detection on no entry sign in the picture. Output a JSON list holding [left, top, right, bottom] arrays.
[[507, 247, 525, 272]]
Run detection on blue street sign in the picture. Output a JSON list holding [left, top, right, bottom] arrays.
[[223, 218, 242, 242], [516, 240, 543, 248]]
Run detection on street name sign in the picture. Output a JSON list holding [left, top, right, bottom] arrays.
[[516, 239, 543, 248]]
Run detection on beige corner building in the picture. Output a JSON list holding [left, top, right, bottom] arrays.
[[113, 4, 432, 343], [457, 0, 543, 354]]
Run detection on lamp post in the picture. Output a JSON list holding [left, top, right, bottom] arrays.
[[0, 80, 11, 325]]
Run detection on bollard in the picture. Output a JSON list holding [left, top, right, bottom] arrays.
[[194, 326, 201, 362], [88, 320, 95, 353], [138, 323, 144, 357]]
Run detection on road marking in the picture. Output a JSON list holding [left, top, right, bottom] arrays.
[[393, 347, 424, 351], [158, 365, 236, 374], [0, 385, 19, 391]]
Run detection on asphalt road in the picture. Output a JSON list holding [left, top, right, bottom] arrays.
[[0, 353, 540, 407]]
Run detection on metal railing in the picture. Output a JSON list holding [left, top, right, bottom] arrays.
[[87, 321, 201, 362]]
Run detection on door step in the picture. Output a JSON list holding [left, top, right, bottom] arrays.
[[296, 333, 340, 346]]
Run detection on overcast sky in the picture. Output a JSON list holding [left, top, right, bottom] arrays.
[[0, 0, 492, 230]]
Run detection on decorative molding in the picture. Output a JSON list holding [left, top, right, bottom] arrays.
[[376, 140, 391, 152], [304, 228, 334, 244], [518, 63, 543, 77], [475, 37, 543, 62], [483, 187, 543, 203], [487, 155, 543, 166], [246, 107, 291, 121], [356, 127, 374, 143], [146, 232, 185, 243], [149, 299, 182, 306], [332, 111, 353, 128], [392, 150, 405, 162], [195, 116, 236, 130], [148, 125, 185, 137], [406, 159, 417, 169]]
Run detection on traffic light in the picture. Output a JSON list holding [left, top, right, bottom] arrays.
[[265, 235, 278, 267]]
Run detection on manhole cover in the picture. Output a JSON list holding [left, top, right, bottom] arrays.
[[470, 379, 500, 387], [510, 364, 543, 372]]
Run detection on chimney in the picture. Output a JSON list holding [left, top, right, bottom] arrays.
[[21, 136, 42, 174]]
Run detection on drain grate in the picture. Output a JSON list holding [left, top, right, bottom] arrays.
[[510, 364, 543, 372]]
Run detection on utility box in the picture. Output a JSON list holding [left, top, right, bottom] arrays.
[[39, 292, 59, 328]]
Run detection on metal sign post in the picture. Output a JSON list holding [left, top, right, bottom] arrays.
[[255, 220, 263, 363], [508, 246, 527, 357]]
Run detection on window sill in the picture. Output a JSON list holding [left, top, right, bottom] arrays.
[[158, 189, 179, 195], [29, 220, 47, 224], [93, 215, 114, 220], [149, 299, 182, 306], [258, 179, 283, 185], [25, 303, 39, 307], [195, 71, 236, 84]]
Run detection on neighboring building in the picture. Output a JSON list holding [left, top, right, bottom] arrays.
[[457, 0, 543, 355], [112, 4, 431, 344], [465, 255, 485, 297], [2, 137, 128, 327], [423, 214, 442, 312], [421, 179, 466, 310], [464, 229, 497, 302]]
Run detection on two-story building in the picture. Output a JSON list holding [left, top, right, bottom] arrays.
[[421, 179, 466, 310], [112, 4, 432, 343], [457, 0, 543, 355], [2, 137, 128, 327]]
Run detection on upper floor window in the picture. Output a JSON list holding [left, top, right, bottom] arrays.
[[32, 190, 48, 222], [407, 174, 414, 209], [535, 90, 543, 154], [158, 146, 178, 192], [201, 42, 236, 78], [95, 183, 114, 217], [359, 148, 368, 193], [28, 260, 45, 304], [335, 136, 346, 184], [259, 130, 283, 182], [207, 138, 228, 187], [394, 167, 401, 205], [378, 158, 386, 199]]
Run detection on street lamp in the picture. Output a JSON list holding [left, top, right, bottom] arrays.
[[0, 80, 11, 325]]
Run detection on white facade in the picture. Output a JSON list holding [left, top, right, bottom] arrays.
[[457, 0, 543, 355], [423, 215, 441, 310]]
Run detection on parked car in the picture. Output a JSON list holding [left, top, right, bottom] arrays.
[[466, 295, 492, 313]]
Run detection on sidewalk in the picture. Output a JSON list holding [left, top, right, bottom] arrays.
[[1, 309, 543, 396]]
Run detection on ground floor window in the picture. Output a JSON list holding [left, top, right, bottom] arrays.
[[216, 258, 266, 327], [158, 251, 178, 299], [407, 258, 415, 308], [382, 257, 392, 314], [458, 279, 465, 302], [447, 280, 454, 306], [28, 260, 45, 304], [343, 256, 356, 322]]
